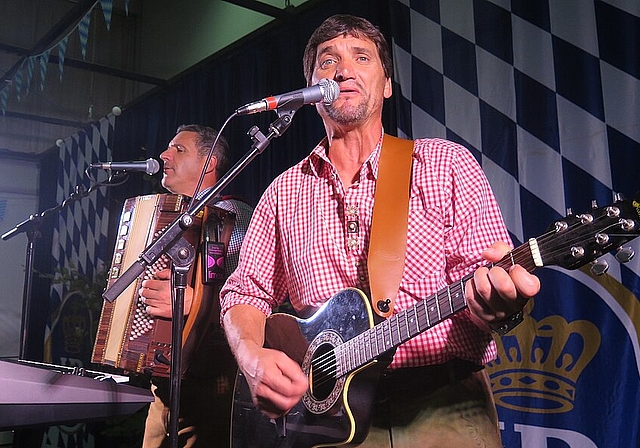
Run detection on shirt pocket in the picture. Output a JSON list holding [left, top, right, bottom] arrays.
[[402, 206, 446, 285]]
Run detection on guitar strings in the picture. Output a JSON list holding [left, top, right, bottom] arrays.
[[307, 281, 470, 388]]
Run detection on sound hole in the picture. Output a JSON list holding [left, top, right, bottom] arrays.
[[309, 343, 336, 401], [302, 329, 345, 414]]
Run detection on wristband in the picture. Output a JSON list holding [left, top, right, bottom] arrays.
[[490, 310, 524, 336]]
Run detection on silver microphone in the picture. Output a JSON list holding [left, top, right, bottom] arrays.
[[236, 78, 340, 115], [90, 158, 160, 175]]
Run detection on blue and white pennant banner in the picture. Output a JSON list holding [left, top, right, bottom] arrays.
[[25, 56, 35, 95], [57, 36, 69, 82], [39, 49, 51, 91], [78, 10, 92, 60], [100, 0, 113, 30]]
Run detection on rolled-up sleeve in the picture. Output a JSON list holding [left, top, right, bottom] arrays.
[[220, 180, 287, 321]]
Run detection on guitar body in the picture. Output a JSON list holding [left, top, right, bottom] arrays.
[[231, 288, 387, 448]]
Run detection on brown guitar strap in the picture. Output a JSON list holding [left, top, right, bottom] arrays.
[[368, 134, 414, 318]]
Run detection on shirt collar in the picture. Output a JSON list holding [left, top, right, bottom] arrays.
[[306, 137, 330, 178], [306, 130, 385, 180], [365, 131, 384, 181]]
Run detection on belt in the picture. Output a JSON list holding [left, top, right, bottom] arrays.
[[376, 359, 483, 401]]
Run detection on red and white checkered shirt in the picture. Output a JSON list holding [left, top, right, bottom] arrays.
[[220, 136, 512, 368]]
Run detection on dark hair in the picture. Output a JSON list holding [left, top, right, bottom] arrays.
[[176, 124, 231, 177], [303, 14, 393, 85]]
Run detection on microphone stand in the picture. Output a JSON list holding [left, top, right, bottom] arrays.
[[165, 238, 194, 448], [1, 174, 126, 361], [2, 214, 41, 360], [102, 108, 298, 448]]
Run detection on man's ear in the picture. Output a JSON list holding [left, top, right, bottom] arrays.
[[205, 155, 217, 175], [383, 78, 392, 99]]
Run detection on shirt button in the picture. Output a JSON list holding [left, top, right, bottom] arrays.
[[359, 275, 366, 282]]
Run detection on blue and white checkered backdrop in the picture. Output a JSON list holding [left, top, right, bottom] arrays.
[[44, 115, 113, 369], [389, 1, 640, 446]]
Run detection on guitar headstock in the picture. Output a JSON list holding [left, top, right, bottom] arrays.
[[538, 192, 640, 272]]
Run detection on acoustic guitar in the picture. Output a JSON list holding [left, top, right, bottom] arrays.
[[231, 193, 640, 448]]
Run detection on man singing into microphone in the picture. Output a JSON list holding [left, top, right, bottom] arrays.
[[138, 124, 253, 447], [220, 14, 539, 448]]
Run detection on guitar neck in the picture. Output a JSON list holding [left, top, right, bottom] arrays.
[[335, 239, 540, 376]]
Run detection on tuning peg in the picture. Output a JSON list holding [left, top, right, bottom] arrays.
[[591, 199, 598, 209], [615, 246, 635, 264], [555, 220, 569, 232], [605, 206, 621, 217], [613, 192, 625, 202], [577, 213, 594, 224], [620, 219, 636, 231], [566, 207, 573, 216], [571, 246, 585, 258], [595, 233, 610, 245], [590, 259, 609, 276]]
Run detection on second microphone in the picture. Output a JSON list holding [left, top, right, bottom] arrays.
[[90, 158, 160, 175]]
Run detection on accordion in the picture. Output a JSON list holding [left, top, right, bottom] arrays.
[[92, 193, 231, 378]]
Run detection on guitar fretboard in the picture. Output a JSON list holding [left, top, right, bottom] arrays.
[[334, 240, 539, 376]]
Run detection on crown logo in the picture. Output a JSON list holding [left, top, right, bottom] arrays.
[[487, 309, 601, 413]]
